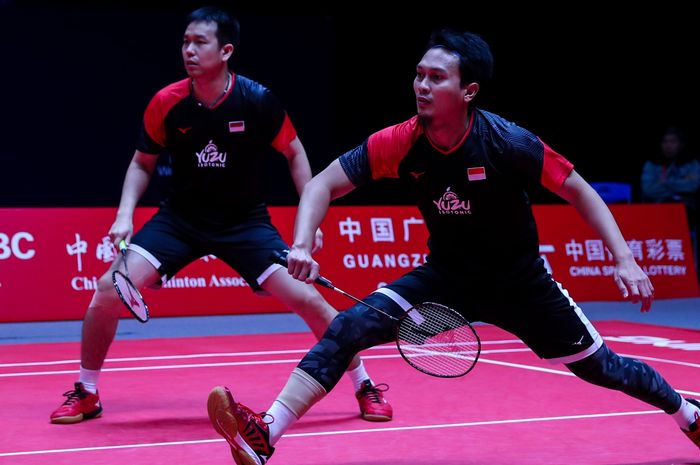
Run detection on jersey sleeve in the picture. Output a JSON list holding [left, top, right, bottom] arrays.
[[136, 93, 167, 154], [539, 140, 574, 192], [136, 80, 189, 155], [366, 117, 422, 179], [493, 120, 573, 192], [338, 141, 372, 186], [271, 113, 297, 152], [338, 117, 421, 186], [256, 87, 297, 152]]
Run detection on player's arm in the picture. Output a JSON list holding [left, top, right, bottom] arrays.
[[281, 136, 326, 252], [287, 159, 357, 283], [109, 150, 159, 245], [555, 169, 654, 312], [281, 136, 313, 197]]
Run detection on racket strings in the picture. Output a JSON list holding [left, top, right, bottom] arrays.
[[398, 303, 479, 377], [112, 271, 149, 322]]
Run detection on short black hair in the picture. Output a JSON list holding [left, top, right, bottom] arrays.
[[426, 29, 493, 87], [187, 6, 240, 48]]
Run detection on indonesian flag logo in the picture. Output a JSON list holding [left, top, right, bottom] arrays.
[[467, 166, 486, 181], [228, 121, 245, 133]]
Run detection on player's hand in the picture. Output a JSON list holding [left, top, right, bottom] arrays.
[[312, 228, 324, 254], [287, 246, 320, 284], [613, 259, 654, 312], [108, 216, 133, 247]]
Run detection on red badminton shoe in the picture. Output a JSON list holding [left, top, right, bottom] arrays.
[[683, 398, 700, 450], [356, 380, 393, 422], [50, 382, 102, 424], [208, 386, 275, 465]]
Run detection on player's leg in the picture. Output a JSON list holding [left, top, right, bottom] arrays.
[[211, 217, 395, 421], [208, 293, 400, 464], [207, 264, 446, 462], [81, 252, 160, 371], [50, 251, 160, 424], [238, 255, 394, 420], [51, 208, 199, 424], [490, 273, 700, 450], [565, 343, 700, 448]]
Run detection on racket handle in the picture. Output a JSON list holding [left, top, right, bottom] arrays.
[[269, 250, 335, 290], [118, 240, 128, 253]]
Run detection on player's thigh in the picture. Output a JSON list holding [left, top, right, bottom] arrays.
[[380, 263, 464, 316], [211, 221, 289, 292], [93, 253, 160, 305], [486, 278, 601, 361], [130, 208, 201, 283]]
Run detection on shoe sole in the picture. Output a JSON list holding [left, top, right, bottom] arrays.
[[207, 386, 262, 465], [361, 413, 392, 422], [50, 408, 103, 424]]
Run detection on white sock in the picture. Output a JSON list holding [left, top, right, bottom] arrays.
[[672, 398, 700, 430], [79, 367, 100, 394], [346, 361, 372, 392], [266, 400, 298, 446]]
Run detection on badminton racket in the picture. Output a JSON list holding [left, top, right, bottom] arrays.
[[112, 240, 150, 323], [271, 250, 480, 378]]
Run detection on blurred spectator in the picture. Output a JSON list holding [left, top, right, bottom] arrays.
[[641, 126, 700, 276]]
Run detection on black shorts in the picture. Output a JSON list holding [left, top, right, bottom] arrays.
[[368, 261, 603, 363], [130, 206, 287, 291]]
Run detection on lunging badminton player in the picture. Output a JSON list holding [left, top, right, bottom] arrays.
[[207, 28, 700, 464]]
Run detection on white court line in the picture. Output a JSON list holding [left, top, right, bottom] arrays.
[[475, 358, 700, 397], [0, 348, 531, 378], [2, 350, 699, 397], [0, 409, 662, 457], [0, 339, 525, 368]]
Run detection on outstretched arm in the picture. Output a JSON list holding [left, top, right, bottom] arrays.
[[287, 159, 357, 283], [555, 170, 654, 312], [109, 150, 159, 245]]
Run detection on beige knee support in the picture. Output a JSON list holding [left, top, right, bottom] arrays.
[[276, 368, 327, 418]]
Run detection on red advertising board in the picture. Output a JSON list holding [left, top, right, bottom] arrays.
[[0, 204, 697, 322]]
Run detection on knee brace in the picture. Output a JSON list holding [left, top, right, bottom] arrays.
[[298, 298, 398, 391], [566, 344, 681, 413]]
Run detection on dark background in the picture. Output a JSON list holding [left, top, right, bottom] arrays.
[[1, 3, 697, 207]]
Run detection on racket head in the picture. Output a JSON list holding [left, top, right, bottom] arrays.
[[111, 270, 150, 323], [396, 302, 480, 378]]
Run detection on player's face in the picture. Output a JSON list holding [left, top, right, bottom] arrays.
[[413, 48, 466, 121], [182, 21, 226, 78]]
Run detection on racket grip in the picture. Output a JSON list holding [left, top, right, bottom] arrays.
[[314, 276, 334, 289], [269, 250, 335, 290], [118, 240, 128, 253]]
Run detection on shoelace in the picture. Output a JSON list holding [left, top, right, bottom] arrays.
[[360, 383, 389, 404], [60, 388, 86, 406], [259, 412, 275, 425], [237, 402, 274, 427]]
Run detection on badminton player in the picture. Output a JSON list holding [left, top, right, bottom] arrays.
[[49, 7, 392, 425], [207, 28, 700, 464]]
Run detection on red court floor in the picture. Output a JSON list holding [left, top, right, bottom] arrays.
[[2, 321, 699, 464]]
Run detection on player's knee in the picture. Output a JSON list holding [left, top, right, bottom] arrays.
[[566, 344, 623, 389], [291, 288, 335, 319], [89, 274, 123, 310], [96, 272, 116, 293]]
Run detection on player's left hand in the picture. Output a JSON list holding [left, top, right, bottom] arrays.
[[312, 228, 324, 254], [613, 259, 654, 313]]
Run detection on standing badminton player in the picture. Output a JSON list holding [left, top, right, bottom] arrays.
[[207, 28, 700, 464], [49, 7, 393, 425]]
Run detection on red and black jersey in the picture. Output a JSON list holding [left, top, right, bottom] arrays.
[[339, 108, 573, 277], [136, 73, 297, 227]]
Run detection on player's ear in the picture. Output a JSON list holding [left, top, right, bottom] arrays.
[[222, 43, 234, 61], [464, 82, 479, 102]]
